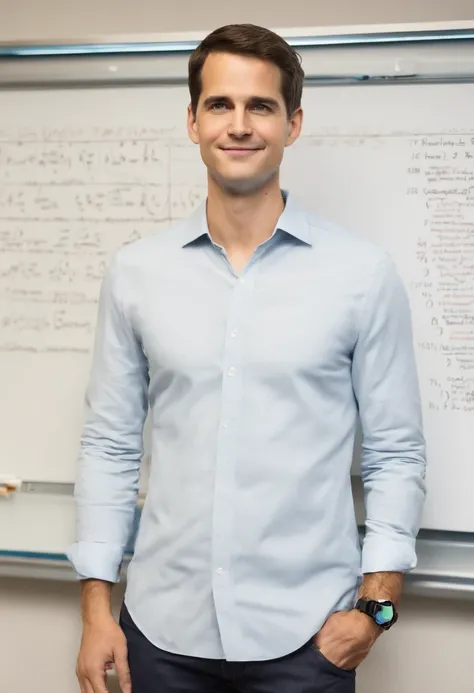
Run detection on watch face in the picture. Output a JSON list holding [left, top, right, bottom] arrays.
[[375, 602, 395, 626]]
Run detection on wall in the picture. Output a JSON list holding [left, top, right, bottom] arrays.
[[0, 0, 474, 43], [1, 2, 474, 693]]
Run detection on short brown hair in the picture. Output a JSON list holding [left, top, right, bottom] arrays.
[[188, 24, 305, 118]]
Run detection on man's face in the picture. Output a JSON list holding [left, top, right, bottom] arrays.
[[187, 52, 302, 194]]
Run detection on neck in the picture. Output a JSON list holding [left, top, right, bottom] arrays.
[[205, 175, 285, 251]]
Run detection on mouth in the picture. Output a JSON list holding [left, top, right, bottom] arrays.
[[220, 147, 263, 157]]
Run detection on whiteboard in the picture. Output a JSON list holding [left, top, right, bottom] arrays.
[[0, 82, 473, 532]]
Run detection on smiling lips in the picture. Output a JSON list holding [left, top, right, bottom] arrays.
[[221, 147, 262, 156]]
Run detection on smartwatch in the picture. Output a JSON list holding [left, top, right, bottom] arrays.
[[355, 598, 398, 630]]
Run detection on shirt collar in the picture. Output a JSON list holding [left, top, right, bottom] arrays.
[[179, 190, 312, 248], [277, 190, 312, 246]]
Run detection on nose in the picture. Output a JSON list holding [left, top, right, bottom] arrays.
[[227, 106, 252, 138]]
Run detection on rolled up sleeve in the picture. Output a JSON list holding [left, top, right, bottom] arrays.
[[351, 254, 427, 574], [66, 251, 149, 582]]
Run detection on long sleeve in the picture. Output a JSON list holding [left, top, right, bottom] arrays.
[[351, 253, 427, 574], [66, 252, 149, 582]]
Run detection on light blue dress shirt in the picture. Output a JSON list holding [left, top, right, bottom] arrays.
[[67, 191, 426, 662]]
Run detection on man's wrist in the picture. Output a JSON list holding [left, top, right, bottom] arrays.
[[80, 578, 114, 624], [358, 571, 403, 607]]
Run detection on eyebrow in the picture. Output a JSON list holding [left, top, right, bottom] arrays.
[[202, 95, 281, 110]]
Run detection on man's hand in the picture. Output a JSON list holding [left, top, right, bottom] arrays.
[[313, 609, 382, 671], [77, 580, 130, 693], [76, 612, 131, 693]]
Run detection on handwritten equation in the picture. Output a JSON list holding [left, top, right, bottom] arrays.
[[407, 135, 474, 412]]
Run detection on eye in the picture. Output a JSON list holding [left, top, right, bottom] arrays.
[[210, 102, 228, 112], [252, 103, 271, 112]]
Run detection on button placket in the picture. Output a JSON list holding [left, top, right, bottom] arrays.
[[211, 248, 271, 657], [211, 272, 253, 621]]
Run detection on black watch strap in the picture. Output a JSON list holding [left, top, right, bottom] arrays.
[[355, 598, 398, 630]]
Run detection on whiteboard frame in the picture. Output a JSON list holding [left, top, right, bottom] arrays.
[[1, 20, 474, 53], [0, 21, 474, 86], [2, 529, 474, 600]]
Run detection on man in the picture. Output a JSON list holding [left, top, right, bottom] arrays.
[[68, 23, 426, 693]]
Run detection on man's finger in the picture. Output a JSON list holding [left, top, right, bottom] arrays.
[[77, 670, 93, 693], [88, 671, 109, 693], [115, 650, 132, 693], [82, 677, 99, 693]]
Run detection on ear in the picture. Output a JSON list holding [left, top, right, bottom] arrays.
[[187, 103, 199, 144], [285, 107, 303, 147]]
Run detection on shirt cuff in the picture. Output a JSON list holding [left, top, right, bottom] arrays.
[[66, 541, 125, 583], [360, 532, 418, 575]]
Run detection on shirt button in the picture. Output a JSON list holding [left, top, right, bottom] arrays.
[[227, 366, 236, 377], [222, 421, 229, 429], [230, 330, 237, 338], [239, 277, 245, 283], [216, 567, 224, 575]]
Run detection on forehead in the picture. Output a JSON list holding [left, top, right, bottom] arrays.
[[199, 52, 283, 99]]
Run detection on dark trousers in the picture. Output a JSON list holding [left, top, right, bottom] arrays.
[[120, 603, 356, 693]]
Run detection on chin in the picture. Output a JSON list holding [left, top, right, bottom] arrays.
[[209, 167, 278, 195]]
